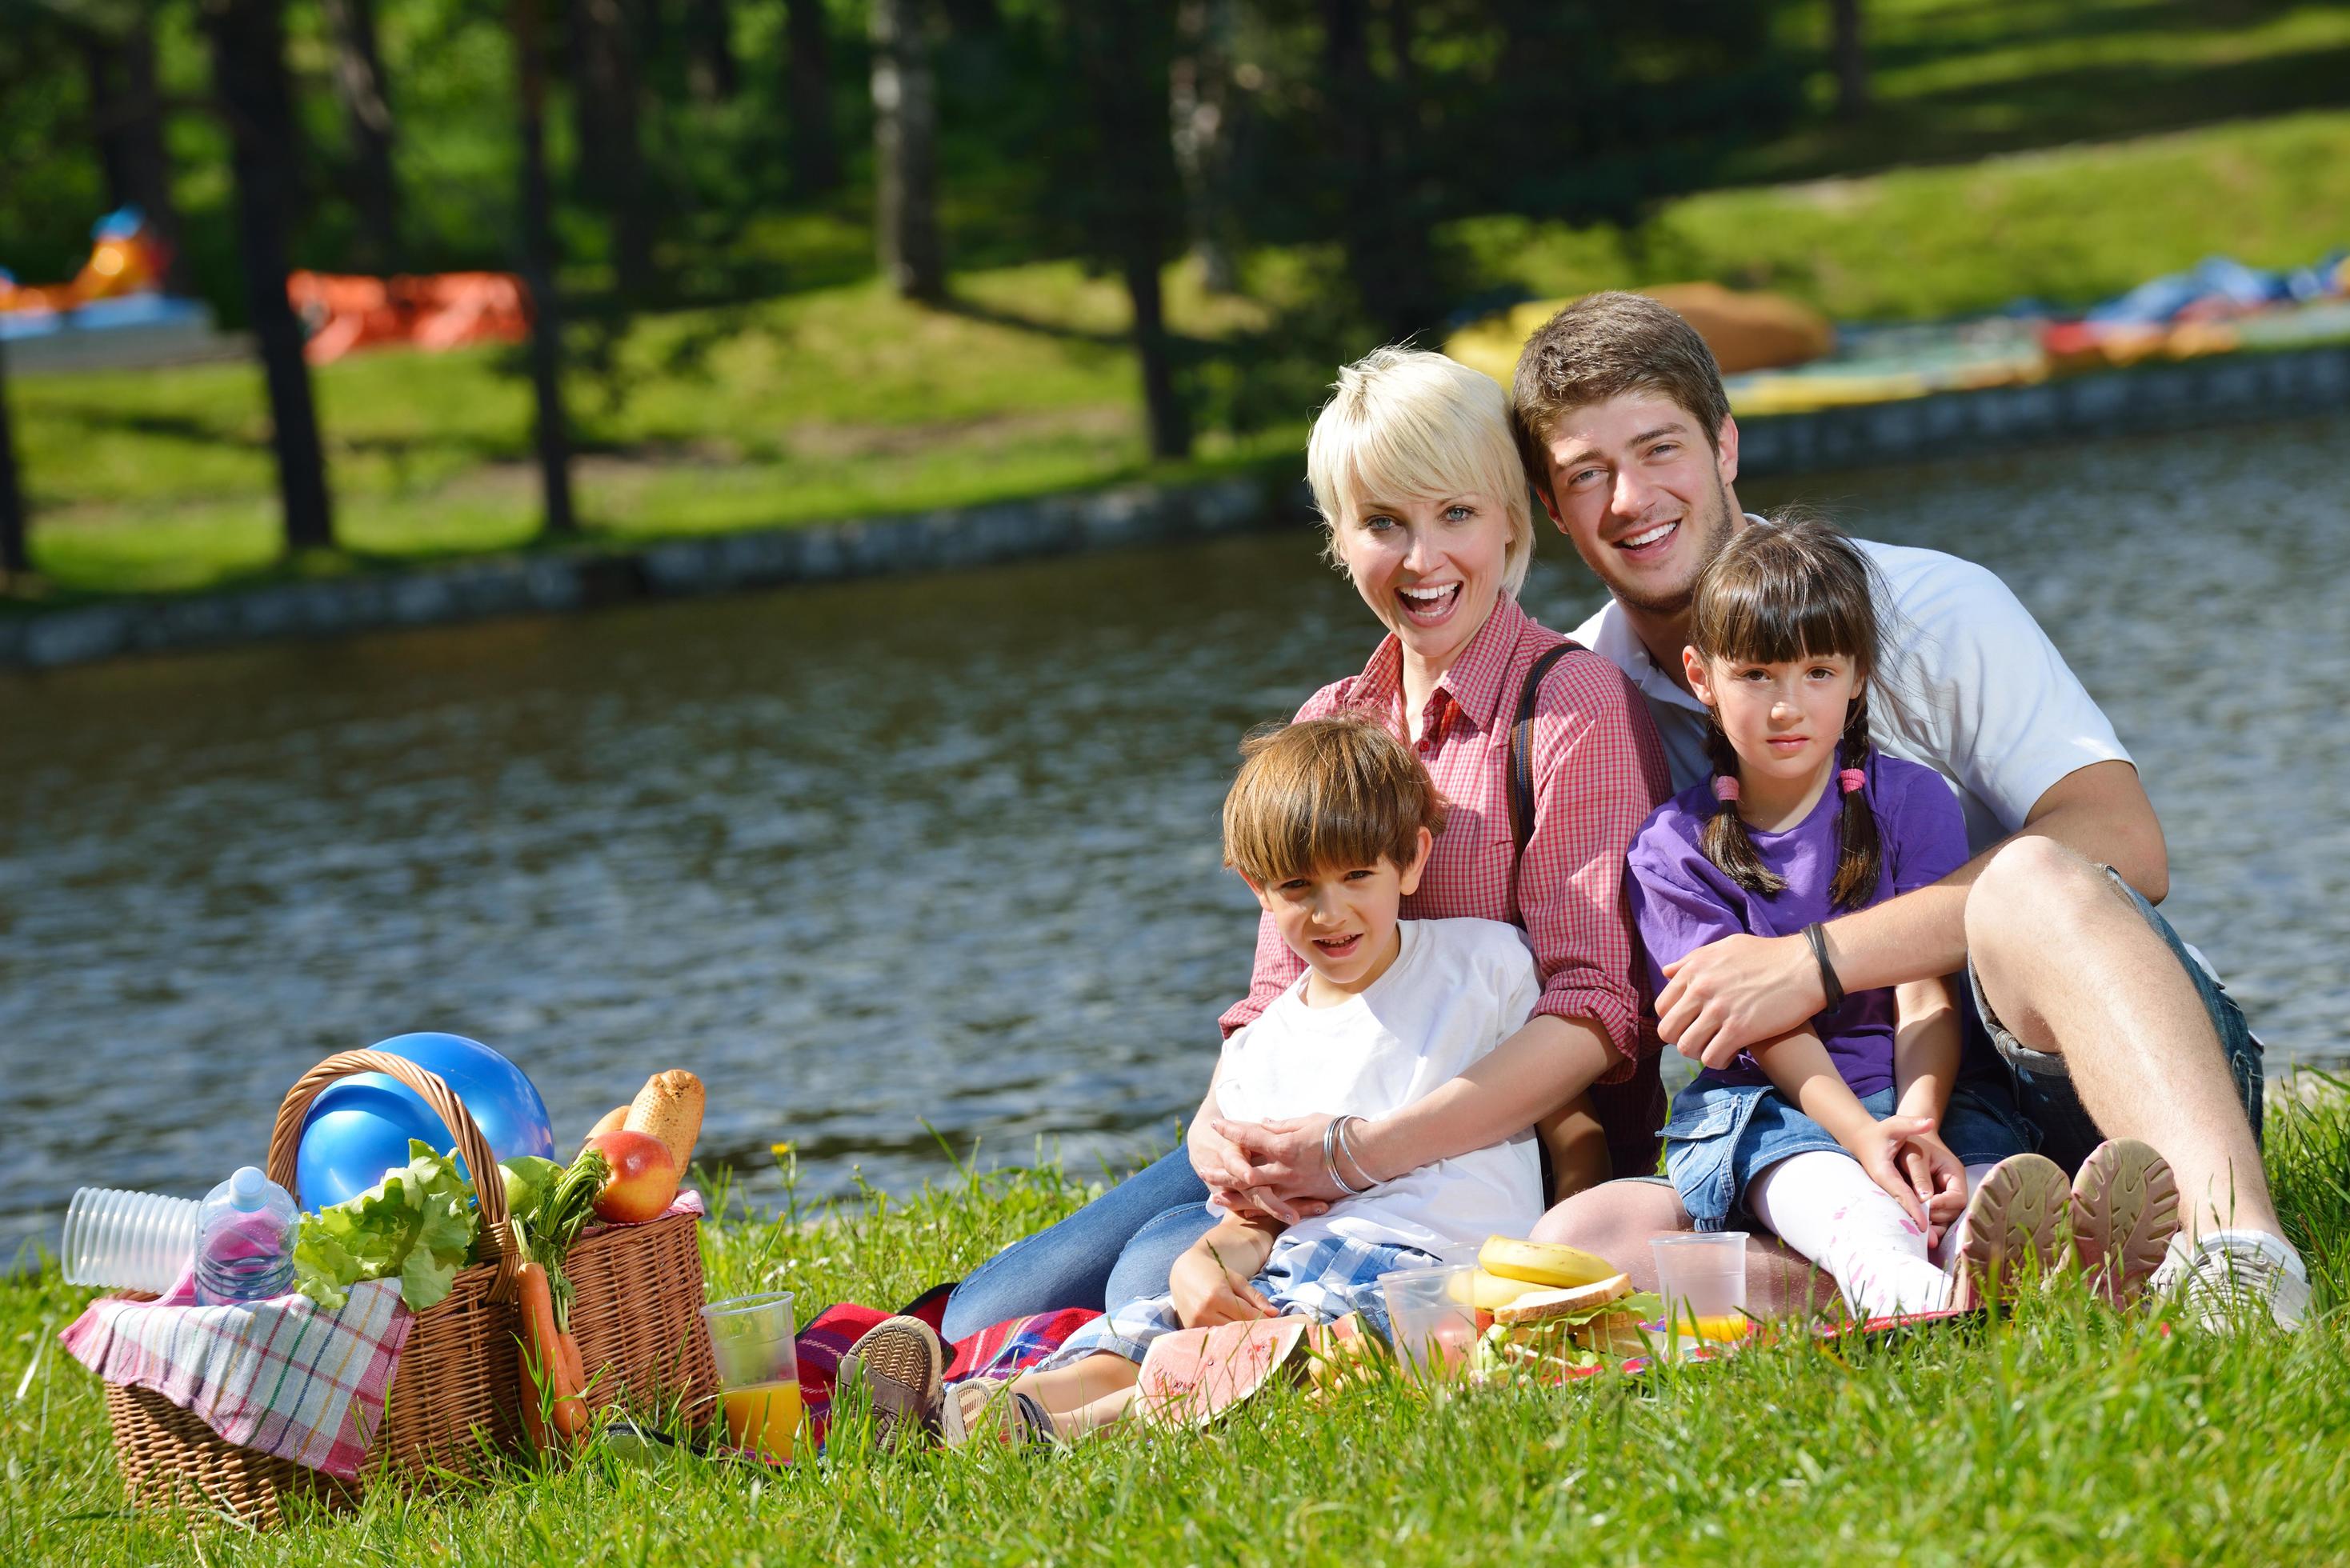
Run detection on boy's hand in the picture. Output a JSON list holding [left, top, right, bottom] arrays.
[[1169, 1242, 1275, 1329], [1840, 1114, 1940, 1235]]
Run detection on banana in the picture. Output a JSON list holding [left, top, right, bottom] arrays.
[[1477, 1236, 1621, 1289]]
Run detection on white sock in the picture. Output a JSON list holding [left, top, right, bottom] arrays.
[[1751, 1150, 1956, 1320], [1928, 1163, 2008, 1270]]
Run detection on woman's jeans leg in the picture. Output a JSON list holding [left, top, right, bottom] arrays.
[[939, 1145, 1212, 1341]]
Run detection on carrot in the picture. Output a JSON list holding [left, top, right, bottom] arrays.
[[514, 1260, 588, 1450]]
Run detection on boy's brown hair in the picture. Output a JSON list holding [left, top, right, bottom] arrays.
[[1223, 714, 1447, 886], [1510, 291, 1731, 486]]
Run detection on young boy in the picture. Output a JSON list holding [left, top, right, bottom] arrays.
[[843, 714, 1546, 1445]]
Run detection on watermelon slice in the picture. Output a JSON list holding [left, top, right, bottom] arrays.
[[1135, 1315, 1314, 1429]]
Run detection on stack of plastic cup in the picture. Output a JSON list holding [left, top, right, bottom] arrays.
[[60, 1186, 202, 1294]]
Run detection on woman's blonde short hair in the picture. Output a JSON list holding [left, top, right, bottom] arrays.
[[1307, 346, 1536, 597]]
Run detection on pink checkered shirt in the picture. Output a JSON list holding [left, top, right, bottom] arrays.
[[1216, 595, 1673, 1155]]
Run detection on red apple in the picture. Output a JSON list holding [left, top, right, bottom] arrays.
[[585, 1130, 680, 1223]]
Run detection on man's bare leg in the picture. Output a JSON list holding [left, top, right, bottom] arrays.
[[1964, 838, 2280, 1242]]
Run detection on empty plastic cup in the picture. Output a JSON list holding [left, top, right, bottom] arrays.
[[1379, 1263, 1478, 1376], [702, 1291, 801, 1462], [60, 1187, 201, 1295], [1651, 1232, 1751, 1347]]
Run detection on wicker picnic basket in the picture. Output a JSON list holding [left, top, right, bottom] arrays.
[[102, 1049, 722, 1530]]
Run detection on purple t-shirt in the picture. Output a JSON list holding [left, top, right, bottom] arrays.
[[1627, 751, 1971, 1096]]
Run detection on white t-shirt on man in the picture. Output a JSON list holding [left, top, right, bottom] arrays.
[[1214, 917, 1543, 1256], [1571, 530, 2132, 852]]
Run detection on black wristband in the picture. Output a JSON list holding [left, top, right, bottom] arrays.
[[1803, 922, 1847, 1012]]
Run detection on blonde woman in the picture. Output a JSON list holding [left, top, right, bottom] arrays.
[[940, 348, 1671, 1339]]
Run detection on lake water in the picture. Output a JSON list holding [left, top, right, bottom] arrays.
[[5, 414, 2346, 1262]]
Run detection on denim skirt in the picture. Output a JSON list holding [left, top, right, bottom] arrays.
[[1663, 1076, 2036, 1231]]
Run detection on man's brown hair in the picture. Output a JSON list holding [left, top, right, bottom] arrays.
[[1223, 714, 1446, 886], [1510, 291, 1731, 486]]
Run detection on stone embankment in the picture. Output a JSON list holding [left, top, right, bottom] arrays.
[[5, 342, 2344, 670]]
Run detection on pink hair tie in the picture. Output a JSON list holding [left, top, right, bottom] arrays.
[[1838, 767, 1867, 794], [1712, 776, 1741, 802]]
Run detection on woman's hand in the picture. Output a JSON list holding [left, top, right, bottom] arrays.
[[1187, 1114, 1255, 1194], [1210, 1114, 1347, 1214], [1168, 1240, 1275, 1329], [1840, 1113, 1941, 1234]]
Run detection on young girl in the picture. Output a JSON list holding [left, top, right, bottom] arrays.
[[1631, 518, 2124, 1319], [846, 714, 1547, 1444]]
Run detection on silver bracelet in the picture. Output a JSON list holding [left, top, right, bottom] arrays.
[[1323, 1116, 1368, 1196], [1334, 1114, 1379, 1192]]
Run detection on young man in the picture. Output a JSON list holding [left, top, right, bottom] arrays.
[[1511, 291, 2306, 1328]]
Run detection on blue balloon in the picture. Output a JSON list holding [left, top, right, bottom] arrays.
[[296, 1032, 556, 1211]]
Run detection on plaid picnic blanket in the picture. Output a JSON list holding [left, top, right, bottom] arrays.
[[791, 1286, 1099, 1450], [60, 1270, 410, 1481]]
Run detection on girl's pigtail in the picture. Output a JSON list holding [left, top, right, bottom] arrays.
[[1699, 722, 1787, 898], [1827, 692, 1884, 910]]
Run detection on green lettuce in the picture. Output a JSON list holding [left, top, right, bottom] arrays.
[[498, 1155, 565, 1229], [293, 1140, 482, 1312]]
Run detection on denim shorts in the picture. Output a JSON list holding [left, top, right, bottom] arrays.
[[1967, 866, 2264, 1174], [1663, 1078, 2035, 1232]]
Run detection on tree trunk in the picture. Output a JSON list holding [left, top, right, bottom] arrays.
[[1069, 0, 1189, 460], [514, 0, 575, 535], [1319, 0, 1439, 342], [1170, 0, 1240, 295], [573, 0, 655, 298], [685, 0, 739, 102], [320, 0, 402, 269], [783, 0, 840, 193], [82, 28, 195, 296], [200, 0, 334, 554], [1830, 0, 1868, 120], [870, 0, 943, 300], [0, 337, 26, 578]]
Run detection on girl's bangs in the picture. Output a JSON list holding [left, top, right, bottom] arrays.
[[1702, 571, 1872, 669]]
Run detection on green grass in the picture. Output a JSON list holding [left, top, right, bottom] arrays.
[[14, 98, 2350, 593], [6, 1086, 2350, 1565]]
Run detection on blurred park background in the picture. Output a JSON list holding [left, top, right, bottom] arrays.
[[2, 0, 2348, 595]]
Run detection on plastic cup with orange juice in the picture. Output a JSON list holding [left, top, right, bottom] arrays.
[[702, 1291, 802, 1462], [1650, 1232, 1751, 1353]]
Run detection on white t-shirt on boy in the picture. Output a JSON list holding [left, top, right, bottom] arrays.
[[1212, 916, 1544, 1258], [1571, 529, 2132, 852]]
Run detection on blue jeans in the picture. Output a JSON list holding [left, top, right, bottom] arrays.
[[937, 1146, 1219, 1341]]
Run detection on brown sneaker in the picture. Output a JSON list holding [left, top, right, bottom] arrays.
[[839, 1316, 945, 1448], [2069, 1138, 2182, 1306], [1951, 1153, 2071, 1307]]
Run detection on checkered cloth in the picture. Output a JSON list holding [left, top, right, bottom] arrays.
[[1040, 1234, 1440, 1369], [60, 1270, 411, 1481]]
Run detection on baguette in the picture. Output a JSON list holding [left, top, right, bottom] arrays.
[[625, 1070, 705, 1172]]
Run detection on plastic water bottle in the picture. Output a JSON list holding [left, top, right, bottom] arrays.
[[193, 1166, 299, 1306]]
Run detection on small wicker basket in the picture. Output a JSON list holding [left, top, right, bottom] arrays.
[[102, 1049, 721, 1530]]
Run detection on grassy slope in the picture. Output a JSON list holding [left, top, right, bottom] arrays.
[[6, 1086, 2349, 1566], [14, 0, 2350, 594]]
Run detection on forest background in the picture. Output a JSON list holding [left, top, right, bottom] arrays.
[[2, 0, 2348, 592]]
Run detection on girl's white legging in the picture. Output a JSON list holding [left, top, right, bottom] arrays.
[[1749, 1151, 2004, 1320]]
